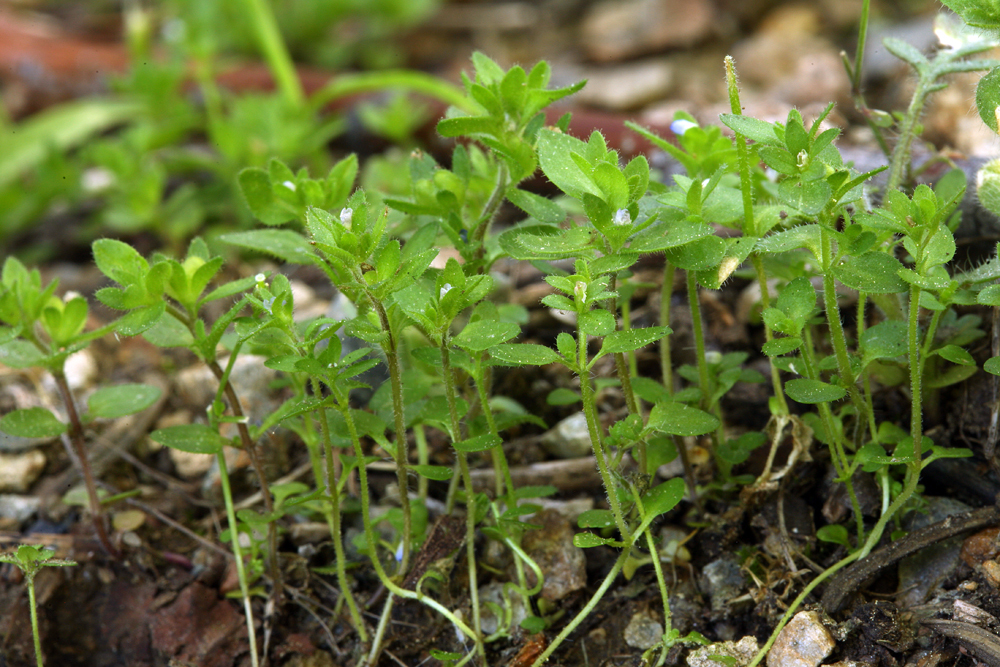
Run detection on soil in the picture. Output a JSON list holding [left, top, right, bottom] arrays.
[[3, 2, 1000, 667]]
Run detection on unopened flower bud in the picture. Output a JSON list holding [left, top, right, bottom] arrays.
[[282, 180, 296, 192], [613, 209, 631, 226], [574, 281, 587, 303], [977, 158, 1000, 218], [340, 207, 353, 227], [440, 283, 453, 299], [670, 119, 698, 136]]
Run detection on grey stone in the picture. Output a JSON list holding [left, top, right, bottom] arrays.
[[766, 611, 835, 667], [540, 412, 593, 459], [582, 0, 713, 62], [624, 609, 664, 649]]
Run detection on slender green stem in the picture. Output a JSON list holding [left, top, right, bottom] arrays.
[[725, 55, 757, 238], [338, 389, 482, 661], [686, 271, 711, 410], [886, 72, 935, 192], [579, 328, 631, 540], [313, 381, 366, 641], [217, 450, 260, 667], [802, 327, 864, 540], [27, 576, 42, 667], [472, 355, 514, 500], [746, 549, 861, 667], [908, 284, 924, 465], [819, 227, 868, 443], [752, 255, 789, 415], [660, 262, 674, 391], [242, 0, 304, 108], [414, 424, 430, 502], [51, 371, 118, 559], [441, 344, 485, 659], [384, 345, 413, 576]]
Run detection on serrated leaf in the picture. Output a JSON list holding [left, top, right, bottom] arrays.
[[762, 336, 802, 356], [0, 407, 66, 438], [454, 320, 520, 352], [834, 252, 908, 293], [88, 383, 162, 419], [785, 379, 847, 403], [237, 168, 297, 225], [599, 326, 672, 356], [489, 343, 560, 366], [150, 424, 225, 454], [506, 187, 565, 223], [220, 230, 316, 264], [648, 401, 719, 436]]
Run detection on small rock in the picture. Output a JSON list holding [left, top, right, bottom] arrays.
[[478, 581, 527, 636], [688, 636, 759, 667], [521, 509, 586, 601], [699, 554, 746, 610], [540, 412, 593, 459], [0, 450, 46, 493], [0, 494, 41, 524], [624, 608, 664, 650], [582, 0, 713, 62], [574, 59, 674, 111], [767, 611, 835, 667], [63, 348, 98, 391]]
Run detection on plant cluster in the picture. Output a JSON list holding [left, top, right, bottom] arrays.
[[4, 1, 1000, 666]]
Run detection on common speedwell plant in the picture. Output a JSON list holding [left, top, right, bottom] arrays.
[[5, 1, 1000, 664]]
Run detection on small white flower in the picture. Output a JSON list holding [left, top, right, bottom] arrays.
[[254, 273, 266, 283], [340, 207, 353, 227], [440, 283, 453, 299], [613, 209, 631, 226], [282, 180, 296, 192], [670, 119, 698, 136], [574, 281, 587, 303], [796, 150, 809, 169], [395, 542, 404, 562]]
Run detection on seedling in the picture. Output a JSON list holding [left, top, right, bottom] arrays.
[[0, 545, 77, 667]]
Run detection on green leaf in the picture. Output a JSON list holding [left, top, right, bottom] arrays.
[[573, 532, 617, 548], [454, 320, 520, 352], [599, 326, 671, 356], [718, 114, 782, 146], [778, 178, 832, 216], [114, 302, 166, 336], [762, 336, 802, 356], [578, 509, 616, 528], [150, 424, 225, 454], [0, 339, 45, 368], [547, 388, 581, 405], [537, 129, 602, 200], [664, 235, 726, 271], [87, 383, 162, 419], [506, 187, 565, 223], [0, 407, 66, 438], [411, 465, 454, 481], [985, 355, 1000, 375], [883, 37, 929, 71], [489, 343, 560, 366], [784, 379, 847, 403], [940, 0, 1000, 30], [976, 67, 1000, 133], [579, 308, 616, 336], [92, 238, 148, 286], [860, 319, 907, 366], [453, 433, 502, 452], [641, 477, 685, 519], [648, 401, 720, 436], [834, 252, 908, 294], [220, 230, 316, 264], [816, 524, 849, 546], [237, 168, 296, 225], [933, 344, 974, 366]]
